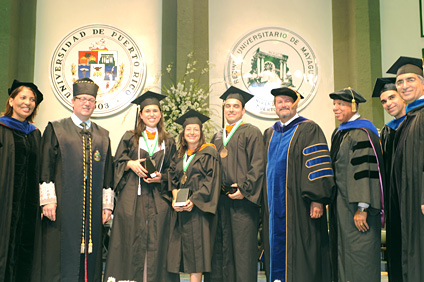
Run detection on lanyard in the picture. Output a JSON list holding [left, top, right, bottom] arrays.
[[142, 131, 158, 157], [183, 151, 196, 172], [223, 119, 243, 147]]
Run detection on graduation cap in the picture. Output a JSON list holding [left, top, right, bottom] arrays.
[[372, 77, 397, 98], [175, 109, 210, 128], [131, 91, 166, 110], [219, 86, 253, 126], [329, 87, 366, 112], [131, 91, 166, 130], [73, 78, 99, 97], [8, 79, 44, 106], [220, 86, 254, 107], [386, 56, 423, 76]]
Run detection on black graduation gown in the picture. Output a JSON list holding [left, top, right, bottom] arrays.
[[0, 123, 41, 282], [380, 124, 402, 282], [35, 118, 113, 282], [103, 131, 179, 282], [329, 124, 384, 282], [391, 103, 424, 281], [262, 120, 334, 282], [206, 123, 264, 282], [167, 145, 221, 274]]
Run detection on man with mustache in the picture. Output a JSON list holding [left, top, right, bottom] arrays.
[[262, 87, 334, 282], [329, 88, 384, 282]]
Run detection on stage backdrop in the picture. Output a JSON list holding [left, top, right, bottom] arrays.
[[33, 0, 162, 152], [209, 0, 335, 140]]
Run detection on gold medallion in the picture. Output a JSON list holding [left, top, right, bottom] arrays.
[[181, 173, 187, 185], [220, 147, 228, 158]]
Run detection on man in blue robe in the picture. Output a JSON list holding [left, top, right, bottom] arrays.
[[262, 87, 334, 282]]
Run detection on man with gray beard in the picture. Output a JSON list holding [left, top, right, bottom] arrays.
[[262, 87, 334, 282]]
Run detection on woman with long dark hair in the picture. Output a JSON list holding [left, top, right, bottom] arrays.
[[0, 80, 43, 282], [167, 109, 221, 282], [104, 91, 178, 282]]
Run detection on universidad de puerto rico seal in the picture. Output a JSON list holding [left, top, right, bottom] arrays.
[[50, 24, 147, 117], [224, 26, 320, 119]]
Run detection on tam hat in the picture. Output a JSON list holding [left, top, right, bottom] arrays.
[[73, 78, 99, 97], [8, 79, 44, 106]]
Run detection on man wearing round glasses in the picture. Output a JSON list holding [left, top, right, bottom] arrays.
[[36, 78, 114, 282]]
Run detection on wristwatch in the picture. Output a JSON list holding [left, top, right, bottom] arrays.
[[358, 206, 367, 212]]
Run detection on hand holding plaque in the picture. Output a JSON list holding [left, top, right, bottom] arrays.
[[143, 158, 157, 178], [174, 188, 190, 207]]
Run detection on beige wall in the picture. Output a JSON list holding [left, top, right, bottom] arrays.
[[380, 0, 424, 122], [209, 0, 335, 141], [33, 0, 162, 153]]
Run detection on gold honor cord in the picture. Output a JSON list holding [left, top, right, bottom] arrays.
[[81, 131, 93, 254]]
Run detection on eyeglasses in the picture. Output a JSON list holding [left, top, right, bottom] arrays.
[[75, 97, 96, 104]]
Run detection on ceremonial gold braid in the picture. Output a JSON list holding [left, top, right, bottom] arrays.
[[88, 135, 93, 253], [81, 134, 86, 253]]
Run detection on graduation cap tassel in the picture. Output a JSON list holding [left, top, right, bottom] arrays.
[[348, 87, 357, 112], [291, 91, 301, 109], [134, 106, 139, 131], [221, 102, 225, 128]]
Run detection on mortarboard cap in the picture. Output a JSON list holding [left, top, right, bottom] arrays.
[[329, 87, 366, 112], [219, 86, 254, 107], [131, 91, 166, 110], [372, 77, 397, 98], [73, 78, 99, 97], [175, 109, 210, 128], [386, 56, 423, 77], [8, 79, 44, 106]]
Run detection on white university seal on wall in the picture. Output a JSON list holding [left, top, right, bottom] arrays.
[[50, 24, 147, 117], [224, 26, 320, 119]]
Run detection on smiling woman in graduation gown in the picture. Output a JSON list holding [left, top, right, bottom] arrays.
[[103, 92, 179, 282], [0, 80, 43, 282], [167, 110, 221, 282]]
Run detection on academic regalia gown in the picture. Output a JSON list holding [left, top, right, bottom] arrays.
[[380, 117, 405, 282], [206, 123, 264, 282], [0, 120, 41, 282], [167, 145, 221, 274], [103, 131, 179, 282], [391, 101, 424, 282], [329, 119, 384, 282], [35, 118, 113, 282], [262, 118, 334, 282]]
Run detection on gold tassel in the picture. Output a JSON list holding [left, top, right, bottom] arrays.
[[81, 240, 85, 253], [88, 241, 93, 254], [347, 87, 357, 112], [291, 90, 301, 109]]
